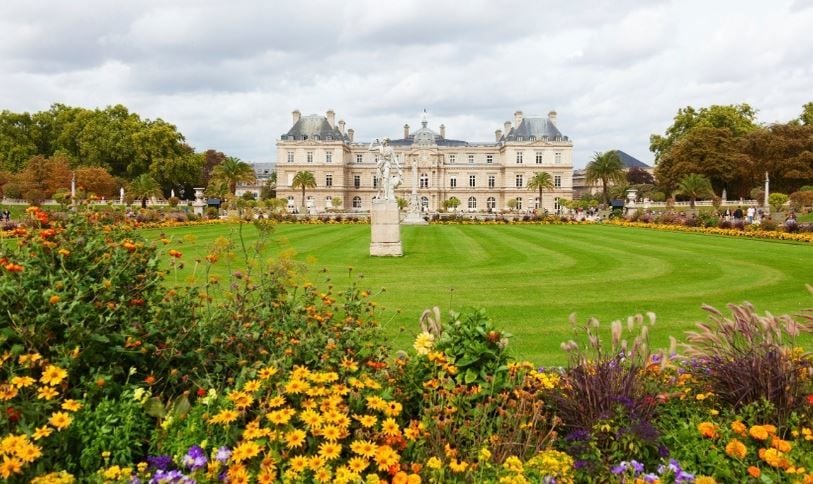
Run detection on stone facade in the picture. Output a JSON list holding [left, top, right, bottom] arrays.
[[276, 110, 573, 213]]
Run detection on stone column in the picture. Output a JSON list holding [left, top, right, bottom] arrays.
[[370, 199, 403, 256]]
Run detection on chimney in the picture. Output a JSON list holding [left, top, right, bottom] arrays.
[[292, 110, 301, 124], [347, 128, 354, 142], [439, 124, 446, 139], [326, 109, 335, 128], [403, 124, 409, 139], [338, 120, 346, 134], [495, 129, 502, 142], [548, 110, 557, 124], [504, 121, 512, 135], [514, 110, 523, 128]]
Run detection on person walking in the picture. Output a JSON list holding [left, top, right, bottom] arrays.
[[746, 206, 755, 224], [733, 206, 743, 222]]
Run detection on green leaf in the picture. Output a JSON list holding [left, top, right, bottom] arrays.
[[144, 397, 167, 419], [464, 368, 477, 384]]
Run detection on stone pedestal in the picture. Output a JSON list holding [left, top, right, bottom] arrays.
[[192, 187, 206, 216], [370, 200, 403, 256]]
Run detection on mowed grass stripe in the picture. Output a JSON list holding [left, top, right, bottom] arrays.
[[142, 223, 813, 364]]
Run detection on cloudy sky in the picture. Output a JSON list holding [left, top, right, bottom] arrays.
[[1, 0, 811, 168]]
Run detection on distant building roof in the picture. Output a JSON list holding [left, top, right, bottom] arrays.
[[612, 150, 651, 169], [252, 162, 276, 177], [504, 117, 563, 141], [284, 115, 347, 141], [389, 115, 469, 147]]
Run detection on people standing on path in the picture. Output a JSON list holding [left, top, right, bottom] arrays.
[[733, 206, 744, 222], [746, 206, 755, 223]]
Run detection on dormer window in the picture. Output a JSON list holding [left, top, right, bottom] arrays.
[[303, 135, 308, 141], [517, 137, 523, 142], [326, 136, 332, 141], [314, 135, 320, 141], [530, 136, 536, 141]]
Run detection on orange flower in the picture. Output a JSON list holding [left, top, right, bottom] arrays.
[[731, 420, 747, 436], [144, 375, 156, 385], [4, 263, 24, 273], [750, 425, 769, 441], [698, 421, 718, 439], [168, 249, 182, 258], [49, 295, 60, 304], [747, 466, 761, 478], [725, 439, 747, 459]]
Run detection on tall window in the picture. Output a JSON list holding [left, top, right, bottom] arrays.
[[515, 174, 523, 188], [468, 197, 477, 210], [325, 174, 333, 187], [352, 196, 362, 208], [449, 154, 456, 164], [516, 197, 523, 210], [486, 154, 493, 164], [488, 175, 495, 188], [535, 152, 543, 164], [554, 175, 562, 188], [554, 152, 562, 164], [554, 197, 561, 210], [469, 175, 476, 187], [516, 151, 523, 164], [450, 176, 457, 188], [372, 176, 378, 188], [468, 154, 474, 164], [353, 175, 360, 189], [420, 173, 429, 188], [325, 151, 332, 163], [421, 196, 429, 209], [325, 195, 332, 206], [306, 152, 313, 163], [287, 151, 294, 163], [486, 197, 496, 210], [356, 154, 363, 163]]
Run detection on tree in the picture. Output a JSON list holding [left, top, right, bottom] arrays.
[[626, 167, 654, 185], [740, 123, 813, 194], [527, 172, 554, 210], [585, 151, 625, 204], [675, 173, 714, 208], [443, 196, 460, 211], [201, 149, 227, 186], [17, 155, 72, 202], [128, 174, 162, 208], [650, 104, 758, 165], [210, 156, 256, 195], [768, 193, 789, 214], [800, 102, 813, 126], [76, 166, 117, 198], [149, 151, 204, 197], [291, 170, 316, 211]]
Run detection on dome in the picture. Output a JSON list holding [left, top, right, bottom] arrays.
[[412, 115, 438, 146]]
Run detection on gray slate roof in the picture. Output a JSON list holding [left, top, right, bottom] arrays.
[[613, 150, 651, 169], [284, 115, 347, 141], [504, 117, 563, 141], [389, 122, 468, 147]]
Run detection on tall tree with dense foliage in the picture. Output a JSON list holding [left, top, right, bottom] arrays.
[[527, 172, 554, 210], [740, 122, 813, 194], [17, 155, 72, 203], [626, 167, 655, 185], [800, 102, 813, 126], [675, 173, 715, 208], [210, 156, 256, 195], [75, 166, 118, 198], [585, 151, 625, 204], [291, 170, 317, 210], [128, 173, 162, 208]]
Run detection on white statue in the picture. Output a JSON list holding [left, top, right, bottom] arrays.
[[369, 138, 402, 201], [119, 187, 125, 205]]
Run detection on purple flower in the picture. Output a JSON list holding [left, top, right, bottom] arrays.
[[150, 469, 194, 483], [611, 462, 629, 475], [631, 460, 645, 474], [565, 429, 590, 442], [573, 460, 589, 470], [214, 446, 232, 463], [147, 455, 173, 471], [643, 473, 659, 483], [182, 445, 207, 471]]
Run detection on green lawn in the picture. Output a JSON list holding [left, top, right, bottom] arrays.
[[144, 223, 813, 365]]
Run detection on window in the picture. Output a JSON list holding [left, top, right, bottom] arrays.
[[488, 175, 495, 188], [516, 197, 523, 210], [486, 154, 493, 164], [468, 154, 474, 164], [286, 196, 294, 207], [449, 154, 456, 164], [450, 176, 457, 189], [530, 136, 536, 141], [374, 155, 379, 164], [326, 151, 332, 163], [554, 152, 562, 164], [356, 154, 363, 163], [326, 136, 332, 141], [536, 152, 543, 164], [554, 197, 561, 210], [325, 195, 332, 205], [372, 176, 378, 188], [535, 197, 540, 209], [517, 137, 523, 142], [515, 174, 523, 188], [420, 196, 429, 210], [352, 196, 362, 208], [420, 173, 429, 188], [469, 175, 476, 187], [325, 174, 333, 187], [287, 151, 294, 163], [353, 175, 360, 189], [516, 151, 523, 164], [306, 195, 314, 208], [306, 152, 313, 163], [554, 175, 561, 188], [486, 197, 496, 210], [468, 197, 477, 210]]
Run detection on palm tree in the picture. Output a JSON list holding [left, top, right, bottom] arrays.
[[211, 156, 256, 195], [291, 170, 317, 212], [585, 151, 625, 205], [527, 172, 554, 210], [676, 173, 714, 208], [128, 174, 162, 208]]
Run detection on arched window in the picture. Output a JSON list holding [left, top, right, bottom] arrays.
[[420, 196, 429, 210], [352, 196, 362, 209], [468, 196, 477, 210], [287, 196, 295, 208], [486, 197, 496, 211], [419, 173, 429, 188]]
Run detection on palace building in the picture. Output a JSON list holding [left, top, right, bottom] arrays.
[[275, 109, 573, 213]]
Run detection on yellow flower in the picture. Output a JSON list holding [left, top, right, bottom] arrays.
[[479, 447, 492, 461], [61, 399, 83, 412], [503, 456, 524, 473], [320, 424, 343, 441], [209, 409, 239, 425], [374, 445, 399, 471], [319, 442, 342, 460], [32, 426, 54, 441], [227, 390, 254, 409], [266, 395, 286, 408], [49, 412, 72, 430], [694, 477, 717, 484], [449, 458, 469, 473], [16, 443, 42, 463], [340, 357, 359, 372], [267, 409, 294, 425], [242, 380, 262, 392], [0, 456, 23, 479], [10, 376, 35, 388], [348, 457, 369, 473], [725, 439, 747, 459], [37, 386, 60, 400], [381, 418, 401, 437], [299, 409, 324, 428], [40, 365, 68, 386], [284, 429, 306, 449], [231, 441, 261, 463], [351, 440, 377, 458], [0, 384, 18, 401], [413, 332, 435, 355], [426, 457, 442, 470], [284, 379, 311, 394], [354, 414, 378, 428]]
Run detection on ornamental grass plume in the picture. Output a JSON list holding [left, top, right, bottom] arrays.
[[681, 295, 813, 425]]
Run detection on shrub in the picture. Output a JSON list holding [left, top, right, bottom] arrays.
[[681, 301, 813, 425]]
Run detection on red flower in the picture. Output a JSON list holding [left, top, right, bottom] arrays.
[[144, 375, 156, 385], [806, 394, 813, 405], [197, 388, 206, 397]]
